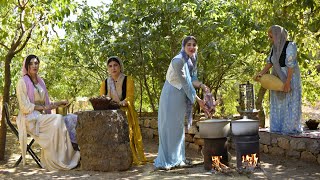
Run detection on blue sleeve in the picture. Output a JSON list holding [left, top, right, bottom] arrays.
[[285, 42, 298, 68], [172, 58, 196, 103], [191, 61, 198, 82]]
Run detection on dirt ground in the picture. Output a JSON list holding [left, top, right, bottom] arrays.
[[0, 130, 319, 180]]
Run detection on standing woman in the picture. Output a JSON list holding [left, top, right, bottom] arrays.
[[16, 54, 80, 171], [154, 36, 209, 170], [255, 25, 302, 134], [99, 56, 147, 165]]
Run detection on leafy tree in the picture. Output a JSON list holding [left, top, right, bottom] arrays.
[[1, 0, 319, 160], [0, 0, 76, 160]]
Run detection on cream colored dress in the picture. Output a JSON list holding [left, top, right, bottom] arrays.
[[16, 78, 80, 171]]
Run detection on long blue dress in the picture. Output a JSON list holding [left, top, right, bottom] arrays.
[[267, 42, 302, 134], [154, 54, 197, 169]]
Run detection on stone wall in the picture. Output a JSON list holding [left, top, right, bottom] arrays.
[[139, 114, 320, 165], [258, 131, 320, 165]]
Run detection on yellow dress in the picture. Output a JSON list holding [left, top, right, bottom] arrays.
[[100, 76, 147, 165]]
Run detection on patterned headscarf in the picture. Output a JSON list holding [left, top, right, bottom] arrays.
[[180, 36, 198, 129], [269, 25, 288, 82], [180, 36, 198, 76]]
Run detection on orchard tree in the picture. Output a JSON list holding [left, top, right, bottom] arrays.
[[0, 0, 76, 160]]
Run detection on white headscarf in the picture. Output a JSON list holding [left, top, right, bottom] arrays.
[[270, 25, 288, 82], [106, 56, 125, 102]]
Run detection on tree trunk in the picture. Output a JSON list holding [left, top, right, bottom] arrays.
[[143, 75, 156, 112], [0, 52, 14, 160], [139, 78, 143, 115], [255, 86, 267, 128], [136, 33, 156, 112]]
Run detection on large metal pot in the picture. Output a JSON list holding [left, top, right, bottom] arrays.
[[198, 119, 231, 138], [231, 118, 259, 136]]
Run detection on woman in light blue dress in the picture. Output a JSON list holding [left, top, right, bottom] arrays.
[[154, 36, 209, 170], [255, 25, 302, 134]]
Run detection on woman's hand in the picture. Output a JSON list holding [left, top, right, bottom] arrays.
[[43, 104, 58, 110], [283, 81, 291, 93], [253, 73, 263, 82], [200, 83, 210, 93], [254, 64, 272, 81], [196, 97, 207, 111], [59, 100, 69, 106], [119, 100, 127, 107]]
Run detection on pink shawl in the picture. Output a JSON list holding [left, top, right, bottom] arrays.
[[21, 57, 51, 114]]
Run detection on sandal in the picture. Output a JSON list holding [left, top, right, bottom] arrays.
[[154, 166, 171, 171], [177, 160, 194, 168]]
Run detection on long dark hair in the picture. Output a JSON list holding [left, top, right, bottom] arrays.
[[24, 54, 40, 72], [24, 54, 40, 87]]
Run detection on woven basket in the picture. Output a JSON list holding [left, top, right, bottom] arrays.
[[89, 96, 120, 110], [258, 74, 284, 91]]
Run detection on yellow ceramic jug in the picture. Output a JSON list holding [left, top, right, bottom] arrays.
[[256, 74, 284, 91]]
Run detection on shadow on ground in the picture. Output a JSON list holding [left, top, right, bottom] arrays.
[[1, 131, 319, 179]]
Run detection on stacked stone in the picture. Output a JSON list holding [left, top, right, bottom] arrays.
[[259, 132, 320, 165], [76, 110, 132, 171], [139, 114, 158, 140], [185, 122, 204, 152], [139, 114, 205, 152], [138, 113, 320, 165]]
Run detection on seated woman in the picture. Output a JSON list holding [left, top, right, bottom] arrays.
[[99, 56, 147, 165], [16, 54, 80, 171]]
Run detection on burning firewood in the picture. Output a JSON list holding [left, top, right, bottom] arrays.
[[211, 156, 231, 173], [238, 154, 259, 173]]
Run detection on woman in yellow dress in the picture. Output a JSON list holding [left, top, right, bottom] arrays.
[[99, 56, 147, 165]]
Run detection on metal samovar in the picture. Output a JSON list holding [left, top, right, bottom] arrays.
[[237, 81, 259, 119]]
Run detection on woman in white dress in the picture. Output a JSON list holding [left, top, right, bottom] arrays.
[[16, 54, 80, 171]]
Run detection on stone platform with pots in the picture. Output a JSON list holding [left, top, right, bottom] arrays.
[[138, 113, 320, 165]]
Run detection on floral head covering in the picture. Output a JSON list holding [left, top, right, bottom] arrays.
[[180, 36, 198, 129], [269, 25, 288, 82], [180, 36, 198, 74]]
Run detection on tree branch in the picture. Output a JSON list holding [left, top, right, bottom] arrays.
[[15, 10, 43, 54], [0, 42, 10, 50], [15, 23, 36, 54]]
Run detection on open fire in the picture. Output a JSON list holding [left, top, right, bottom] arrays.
[[240, 153, 259, 171], [211, 156, 230, 173]]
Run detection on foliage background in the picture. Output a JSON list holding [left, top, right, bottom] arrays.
[[1, 0, 319, 117]]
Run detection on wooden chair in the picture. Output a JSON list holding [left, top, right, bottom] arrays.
[[4, 102, 42, 168]]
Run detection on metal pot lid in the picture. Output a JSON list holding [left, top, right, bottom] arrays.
[[198, 119, 231, 123], [231, 119, 259, 123]]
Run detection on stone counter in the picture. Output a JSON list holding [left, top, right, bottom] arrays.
[[76, 110, 132, 171], [139, 115, 320, 165]]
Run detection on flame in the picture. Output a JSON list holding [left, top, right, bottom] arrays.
[[241, 154, 258, 169], [212, 156, 229, 173]]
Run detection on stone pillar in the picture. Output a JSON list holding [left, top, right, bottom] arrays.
[[76, 110, 132, 171]]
